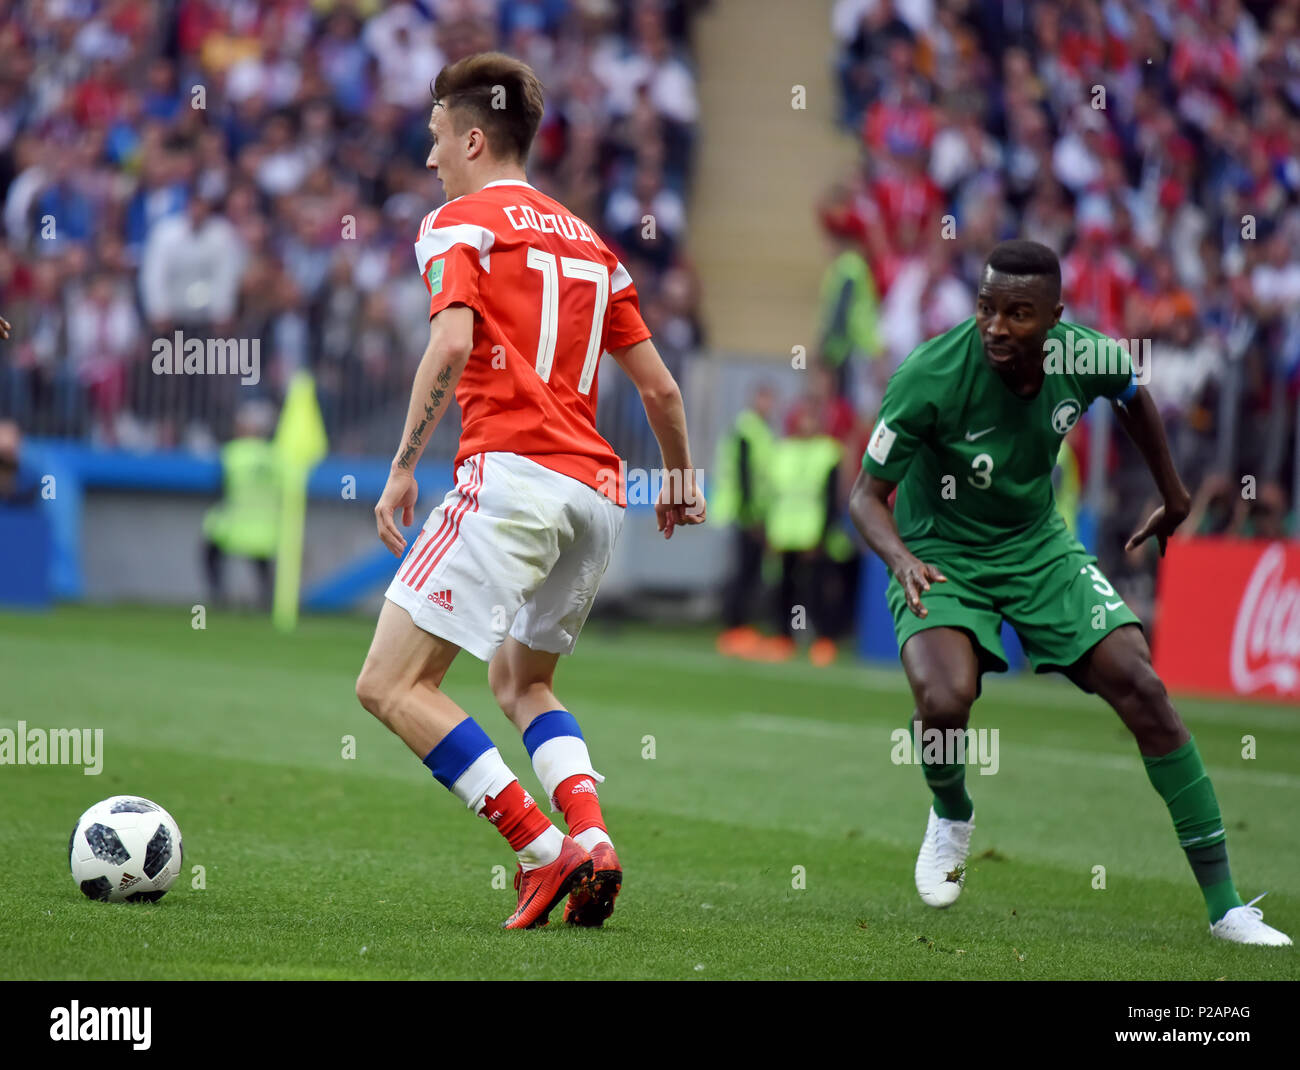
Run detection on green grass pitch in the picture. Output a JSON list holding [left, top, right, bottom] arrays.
[[1, 605, 1296, 980]]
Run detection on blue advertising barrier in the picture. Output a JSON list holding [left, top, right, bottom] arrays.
[[25, 440, 420, 602], [0, 505, 52, 608]]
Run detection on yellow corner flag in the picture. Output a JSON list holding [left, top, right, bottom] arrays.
[[272, 372, 329, 632]]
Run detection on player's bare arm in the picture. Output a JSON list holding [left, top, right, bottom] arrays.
[[0, 314, 9, 340], [848, 469, 945, 618], [610, 336, 705, 539], [374, 303, 474, 556], [1110, 385, 1192, 556]]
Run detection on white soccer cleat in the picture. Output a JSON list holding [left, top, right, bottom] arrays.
[[1209, 893, 1293, 946], [914, 806, 975, 908]]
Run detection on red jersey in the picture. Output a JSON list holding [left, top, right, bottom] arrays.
[[414, 178, 652, 506]]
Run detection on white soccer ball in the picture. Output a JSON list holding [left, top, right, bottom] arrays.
[[69, 796, 183, 903]]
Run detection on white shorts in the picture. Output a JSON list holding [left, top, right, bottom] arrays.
[[385, 451, 625, 661]]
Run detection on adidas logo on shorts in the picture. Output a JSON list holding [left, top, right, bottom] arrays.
[[427, 588, 454, 611]]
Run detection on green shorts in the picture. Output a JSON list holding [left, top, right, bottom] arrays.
[[887, 531, 1142, 678]]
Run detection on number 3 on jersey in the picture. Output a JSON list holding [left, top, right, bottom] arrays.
[[526, 248, 608, 395], [1081, 562, 1116, 598], [968, 452, 994, 489]]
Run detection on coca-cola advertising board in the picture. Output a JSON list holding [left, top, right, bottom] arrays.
[[1153, 537, 1300, 702]]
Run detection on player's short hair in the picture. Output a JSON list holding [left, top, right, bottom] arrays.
[[431, 52, 545, 165], [984, 240, 1061, 297]]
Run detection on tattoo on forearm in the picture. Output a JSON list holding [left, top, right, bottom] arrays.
[[396, 365, 454, 470]]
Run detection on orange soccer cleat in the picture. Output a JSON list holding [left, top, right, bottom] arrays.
[[501, 836, 593, 930], [563, 841, 622, 927]]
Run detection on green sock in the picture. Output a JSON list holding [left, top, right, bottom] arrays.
[[1142, 738, 1244, 923], [922, 751, 973, 821], [924, 762, 973, 821]]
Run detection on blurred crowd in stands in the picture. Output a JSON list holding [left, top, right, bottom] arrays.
[[5, 0, 1300, 639], [0, 0, 705, 457], [789, 0, 1300, 632]]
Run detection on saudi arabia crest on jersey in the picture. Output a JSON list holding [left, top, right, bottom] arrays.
[[1051, 398, 1081, 434]]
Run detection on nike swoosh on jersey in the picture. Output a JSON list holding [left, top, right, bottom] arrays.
[[964, 427, 996, 441], [1104, 599, 1124, 610]]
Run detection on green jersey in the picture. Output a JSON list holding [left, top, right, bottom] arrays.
[[861, 317, 1135, 557]]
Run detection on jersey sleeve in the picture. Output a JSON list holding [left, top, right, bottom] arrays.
[[1065, 321, 1139, 405], [413, 206, 496, 320], [860, 358, 936, 483], [605, 260, 652, 351]]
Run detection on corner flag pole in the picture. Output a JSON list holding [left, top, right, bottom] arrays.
[[272, 372, 328, 632]]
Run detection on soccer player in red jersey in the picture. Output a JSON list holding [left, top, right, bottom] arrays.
[[355, 53, 703, 930]]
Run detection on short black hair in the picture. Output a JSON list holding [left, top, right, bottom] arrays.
[[984, 240, 1061, 294]]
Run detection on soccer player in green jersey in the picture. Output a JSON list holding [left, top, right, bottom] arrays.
[[849, 240, 1290, 945]]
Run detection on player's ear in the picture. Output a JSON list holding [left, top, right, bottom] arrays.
[[465, 126, 487, 161]]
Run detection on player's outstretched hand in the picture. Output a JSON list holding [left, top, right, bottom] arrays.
[[375, 469, 418, 557], [895, 555, 947, 618], [1125, 496, 1190, 557], [0, 315, 10, 340], [655, 470, 706, 539]]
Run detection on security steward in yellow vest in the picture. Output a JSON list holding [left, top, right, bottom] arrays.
[[714, 386, 776, 656], [763, 407, 844, 665], [202, 403, 281, 609]]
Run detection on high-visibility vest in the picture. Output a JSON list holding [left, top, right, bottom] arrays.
[[819, 250, 880, 368], [711, 409, 775, 527], [765, 435, 843, 551], [202, 437, 281, 558]]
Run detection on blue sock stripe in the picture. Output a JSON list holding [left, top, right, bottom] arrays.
[[423, 718, 495, 789], [522, 709, 584, 756]]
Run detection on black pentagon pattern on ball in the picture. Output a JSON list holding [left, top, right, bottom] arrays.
[[142, 823, 172, 879], [80, 876, 113, 901], [110, 798, 159, 815], [85, 823, 130, 865], [126, 889, 167, 903]]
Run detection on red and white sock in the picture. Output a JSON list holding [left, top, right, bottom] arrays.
[[454, 751, 562, 870], [523, 711, 612, 851], [553, 773, 612, 852], [479, 780, 563, 870]]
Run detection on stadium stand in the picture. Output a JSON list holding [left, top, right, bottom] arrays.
[[824, 0, 1300, 624], [0, 0, 705, 469]]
